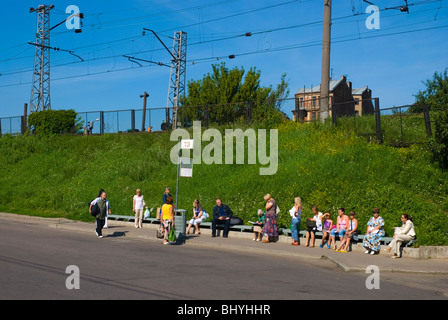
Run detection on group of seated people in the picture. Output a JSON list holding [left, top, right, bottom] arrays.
[[157, 189, 416, 258], [287, 206, 416, 258]]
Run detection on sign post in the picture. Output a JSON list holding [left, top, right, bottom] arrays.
[[175, 139, 194, 210]]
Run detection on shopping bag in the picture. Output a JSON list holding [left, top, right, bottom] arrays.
[[168, 227, 176, 242]]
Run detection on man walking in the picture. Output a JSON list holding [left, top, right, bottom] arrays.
[[90, 191, 111, 238], [212, 198, 233, 238]]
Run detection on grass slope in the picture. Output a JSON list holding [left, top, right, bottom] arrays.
[[0, 121, 447, 245]]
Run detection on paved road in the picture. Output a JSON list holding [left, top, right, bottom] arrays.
[[0, 219, 446, 300]]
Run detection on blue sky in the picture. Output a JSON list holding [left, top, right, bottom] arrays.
[[1, 0, 447, 127]]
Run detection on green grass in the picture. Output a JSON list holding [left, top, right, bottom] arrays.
[[1, 120, 447, 246], [337, 113, 430, 145]]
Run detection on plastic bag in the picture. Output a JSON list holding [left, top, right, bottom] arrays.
[[144, 208, 150, 219], [168, 227, 176, 242]]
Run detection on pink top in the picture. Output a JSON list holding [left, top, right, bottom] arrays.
[[337, 215, 348, 229]]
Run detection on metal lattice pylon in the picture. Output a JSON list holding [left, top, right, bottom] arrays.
[[30, 5, 54, 113], [166, 31, 187, 129]]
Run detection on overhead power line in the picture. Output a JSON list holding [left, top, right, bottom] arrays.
[[0, 0, 446, 89]]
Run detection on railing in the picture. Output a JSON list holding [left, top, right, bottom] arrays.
[[0, 97, 432, 147]]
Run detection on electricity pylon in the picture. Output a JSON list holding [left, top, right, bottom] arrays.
[[29, 5, 54, 113], [167, 31, 187, 129]]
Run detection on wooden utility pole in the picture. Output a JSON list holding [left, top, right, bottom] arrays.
[[320, 0, 332, 122], [140, 92, 149, 132]]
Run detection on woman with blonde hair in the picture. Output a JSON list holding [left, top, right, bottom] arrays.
[[262, 194, 278, 243], [133, 189, 147, 229], [289, 197, 302, 246], [186, 199, 204, 235]]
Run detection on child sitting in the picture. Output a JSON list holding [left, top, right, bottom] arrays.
[[253, 209, 265, 241]]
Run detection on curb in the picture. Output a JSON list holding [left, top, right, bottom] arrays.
[[2, 212, 448, 274]]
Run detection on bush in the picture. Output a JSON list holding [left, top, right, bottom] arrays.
[[429, 110, 448, 170], [27, 109, 82, 137]]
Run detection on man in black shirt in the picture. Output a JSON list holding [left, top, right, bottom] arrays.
[[212, 198, 233, 238]]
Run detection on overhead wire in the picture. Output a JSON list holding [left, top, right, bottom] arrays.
[[0, 0, 446, 87]]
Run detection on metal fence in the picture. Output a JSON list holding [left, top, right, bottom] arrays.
[[0, 116, 25, 136], [0, 97, 432, 147], [330, 98, 432, 145], [77, 108, 168, 135]]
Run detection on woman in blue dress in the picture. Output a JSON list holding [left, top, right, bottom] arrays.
[[363, 207, 385, 254]]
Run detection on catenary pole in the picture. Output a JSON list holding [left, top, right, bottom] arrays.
[[320, 0, 332, 122]]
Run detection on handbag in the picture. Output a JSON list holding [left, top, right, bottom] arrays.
[[168, 227, 177, 242], [230, 216, 243, 226], [156, 225, 164, 239], [306, 219, 317, 229]]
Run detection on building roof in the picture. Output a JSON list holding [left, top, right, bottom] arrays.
[[352, 87, 369, 95], [297, 78, 343, 94]]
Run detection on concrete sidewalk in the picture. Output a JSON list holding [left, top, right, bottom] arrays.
[[1, 212, 447, 274]]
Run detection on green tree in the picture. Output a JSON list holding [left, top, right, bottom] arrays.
[[180, 63, 289, 127], [412, 68, 448, 112], [27, 109, 82, 137], [430, 109, 448, 170], [412, 68, 448, 169]]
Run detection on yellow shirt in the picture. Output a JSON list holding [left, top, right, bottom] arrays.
[[162, 204, 173, 220]]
